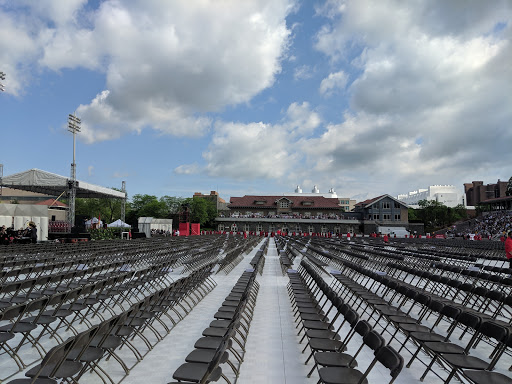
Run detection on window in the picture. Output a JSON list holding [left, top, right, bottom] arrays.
[[373, 214, 380, 220], [51, 215, 56, 221], [231, 224, 238, 232], [218, 224, 224, 231], [256, 224, 263, 232], [321, 225, 327, 234], [394, 202, 401, 209], [308, 225, 314, 233], [334, 226, 340, 234], [244, 224, 250, 232], [382, 202, 390, 209], [394, 214, 401, 221], [383, 214, 391, 220], [279, 200, 290, 208]]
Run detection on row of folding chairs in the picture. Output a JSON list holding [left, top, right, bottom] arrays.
[[5, 263, 217, 383], [327, 259, 512, 383], [286, 261, 404, 384], [307, 242, 512, 322], [0, 259, 213, 380], [171, 266, 261, 383]]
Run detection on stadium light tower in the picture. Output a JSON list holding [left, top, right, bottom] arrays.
[[0, 72, 5, 92], [67, 113, 81, 230]]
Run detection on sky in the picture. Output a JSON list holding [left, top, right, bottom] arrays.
[[0, 0, 511, 203]]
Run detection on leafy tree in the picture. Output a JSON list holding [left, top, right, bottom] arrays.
[[507, 176, 512, 196], [75, 188, 124, 223], [181, 197, 217, 227], [411, 199, 467, 232], [160, 196, 185, 215]]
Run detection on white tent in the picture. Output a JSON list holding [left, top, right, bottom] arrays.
[[108, 219, 130, 228], [0, 203, 48, 241], [1, 168, 126, 199], [85, 217, 103, 228]]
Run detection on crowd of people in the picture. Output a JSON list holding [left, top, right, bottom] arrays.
[[219, 212, 357, 220], [455, 211, 512, 239], [0, 221, 37, 244]]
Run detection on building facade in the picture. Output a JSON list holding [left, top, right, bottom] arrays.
[[397, 185, 464, 208], [215, 193, 418, 235], [464, 179, 509, 207]]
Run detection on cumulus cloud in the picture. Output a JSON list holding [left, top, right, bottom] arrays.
[[1, 0, 294, 141], [178, 101, 321, 180], [308, 0, 512, 195], [319, 70, 348, 96]]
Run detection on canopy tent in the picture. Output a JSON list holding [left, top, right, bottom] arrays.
[[1, 169, 126, 199], [108, 219, 130, 228], [0, 203, 48, 241], [85, 217, 103, 228]]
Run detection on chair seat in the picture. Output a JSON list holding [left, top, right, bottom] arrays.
[[302, 320, 332, 331], [26, 360, 83, 379], [399, 323, 431, 333], [318, 366, 368, 384], [185, 349, 230, 364], [442, 354, 488, 370], [464, 369, 512, 384], [309, 338, 345, 352], [202, 327, 228, 338], [0, 322, 37, 333], [409, 331, 446, 342], [67, 346, 104, 362], [314, 352, 358, 368], [22, 315, 57, 325], [172, 362, 222, 383], [0, 332, 15, 342], [7, 378, 57, 384], [305, 330, 341, 340], [423, 341, 465, 354]]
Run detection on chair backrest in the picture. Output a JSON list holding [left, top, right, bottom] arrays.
[[375, 345, 404, 382], [363, 330, 385, 351]]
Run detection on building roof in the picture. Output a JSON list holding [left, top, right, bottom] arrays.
[[1, 169, 126, 199], [228, 195, 341, 209], [355, 194, 408, 209], [35, 198, 68, 208]]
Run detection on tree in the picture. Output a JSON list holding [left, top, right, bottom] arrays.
[[507, 176, 512, 196], [181, 197, 217, 228], [411, 199, 467, 233], [160, 196, 185, 215], [75, 188, 124, 223]]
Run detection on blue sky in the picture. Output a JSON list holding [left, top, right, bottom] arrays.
[[1, 0, 511, 203]]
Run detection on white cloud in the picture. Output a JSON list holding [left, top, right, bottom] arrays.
[[294, 64, 313, 80], [308, 0, 512, 195], [1, 0, 295, 142], [87, 165, 94, 177], [319, 70, 347, 96], [174, 164, 200, 175], [197, 101, 321, 180]]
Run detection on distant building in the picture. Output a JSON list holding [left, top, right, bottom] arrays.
[[216, 192, 421, 235], [397, 185, 464, 208], [464, 179, 511, 209], [193, 191, 228, 211]]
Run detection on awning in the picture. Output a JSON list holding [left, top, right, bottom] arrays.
[[1, 169, 126, 199]]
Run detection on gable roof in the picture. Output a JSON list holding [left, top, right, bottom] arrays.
[[35, 198, 68, 208], [355, 194, 408, 209], [229, 195, 341, 209]]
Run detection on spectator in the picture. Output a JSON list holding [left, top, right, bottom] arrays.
[[505, 231, 512, 269]]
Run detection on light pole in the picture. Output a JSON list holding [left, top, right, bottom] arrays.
[[0, 72, 5, 92], [67, 113, 81, 230]]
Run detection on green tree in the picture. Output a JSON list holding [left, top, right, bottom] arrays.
[[413, 199, 467, 232], [160, 196, 185, 215], [181, 197, 217, 227], [75, 187, 124, 223]]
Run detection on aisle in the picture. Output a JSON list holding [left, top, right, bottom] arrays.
[[237, 238, 311, 383]]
